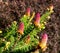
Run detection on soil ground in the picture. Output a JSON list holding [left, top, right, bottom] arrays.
[[0, 0, 60, 53]]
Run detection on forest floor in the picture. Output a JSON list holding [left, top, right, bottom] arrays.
[[0, 0, 60, 53]]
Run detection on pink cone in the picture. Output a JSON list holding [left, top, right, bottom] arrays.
[[26, 8, 30, 16], [34, 13, 40, 26], [41, 33, 48, 44], [25, 35, 30, 44], [18, 22, 24, 35], [39, 33, 48, 51]]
